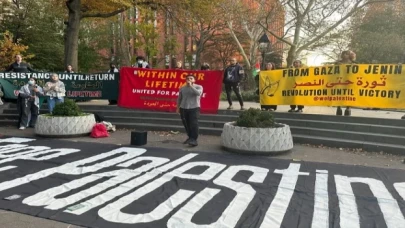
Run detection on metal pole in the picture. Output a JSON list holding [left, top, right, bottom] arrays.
[[261, 51, 265, 70]]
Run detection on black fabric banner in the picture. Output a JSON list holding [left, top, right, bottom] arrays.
[[0, 136, 405, 228]]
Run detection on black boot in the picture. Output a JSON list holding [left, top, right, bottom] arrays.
[[336, 107, 342, 116], [344, 107, 351, 116]]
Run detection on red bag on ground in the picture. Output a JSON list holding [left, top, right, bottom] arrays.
[[90, 123, 109, 138]]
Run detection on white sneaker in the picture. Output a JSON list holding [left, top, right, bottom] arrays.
[[19, 126, 25, 130]]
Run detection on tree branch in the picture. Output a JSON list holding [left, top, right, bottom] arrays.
[[82, 8, 127, 19]]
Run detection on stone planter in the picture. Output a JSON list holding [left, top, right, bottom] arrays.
[[221, 122, 293, 154], [35, 114, 96, 137]]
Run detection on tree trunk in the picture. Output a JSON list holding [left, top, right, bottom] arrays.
[[119, 13, 131, 66], [286, 46, 297, 68], [65, 0, 81, 71]]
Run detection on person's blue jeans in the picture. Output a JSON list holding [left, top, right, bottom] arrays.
[[48, 97, 64, 113]]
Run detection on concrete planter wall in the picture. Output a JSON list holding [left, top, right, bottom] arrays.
[[221, 122, 293, 154], [35, 114, 96, 137]]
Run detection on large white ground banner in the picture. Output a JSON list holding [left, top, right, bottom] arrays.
[[0, 136, 405, 228]]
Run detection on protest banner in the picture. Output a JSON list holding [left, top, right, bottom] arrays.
[[0, 72, 119, 100], [259, 64, 405, 108], [118, 67, 223, 113]]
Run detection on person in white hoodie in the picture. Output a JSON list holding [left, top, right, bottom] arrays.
[[43, 73, 66, 113]]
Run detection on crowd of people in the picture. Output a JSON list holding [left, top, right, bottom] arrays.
[[0, 51, 360, 145]]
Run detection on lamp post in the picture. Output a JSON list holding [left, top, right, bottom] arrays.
[[258, 34, 271, 70]]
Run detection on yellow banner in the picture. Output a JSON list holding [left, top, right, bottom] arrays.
[[259, 64, 405, 108]]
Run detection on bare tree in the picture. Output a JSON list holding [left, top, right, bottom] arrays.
[[258, 0, 393, 67], [219, 0, 283, 75]]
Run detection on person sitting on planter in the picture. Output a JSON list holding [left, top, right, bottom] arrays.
[[18, 77, 44, 130], [43, 73, 66, 113]]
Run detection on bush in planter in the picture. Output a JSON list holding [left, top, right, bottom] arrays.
[[236, 108, 275, 128], [35, 99, 96, 136], [51, 99, 82, 116]]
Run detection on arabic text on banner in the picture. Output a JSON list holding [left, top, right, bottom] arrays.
[[118, 67, 223, 113], [260, 64, 404, 108]]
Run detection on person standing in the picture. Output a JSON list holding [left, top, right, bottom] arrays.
[[107, 63, 119, 105], [336, 50, 356, 116], [175, 61, 183, 69], [133, 56, 150, 68], [18, 77, 44, 129], [43, 73, 66, 113], [256, 62, 277, 111], [176, 75, 203, 147], [6, 54, 35, 128], [288, 59, 304, 113], [201, 62, 210, 70], [108, 63, 119, 73], [64, 65, 74, 73], [223, 57, 245, 110], [6, 54, 34, 72], [0, 84, 3, 105]]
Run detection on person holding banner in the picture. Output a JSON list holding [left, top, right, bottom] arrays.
[[288, 60, 305, 113], [108, 63, 119, 105], [43, 73, 66, 113], [64, 65, 74, 73], [256, 62, 277, 111], [175, 61, 183, 70], [133, 56, 150, 68], [336, 50, 356, 116], [176, 75, 203, 147], [201, 62, 210, 70], [223, 57, 245, 110], [6, 54, 34, 72], [18, 77, 44, 130]]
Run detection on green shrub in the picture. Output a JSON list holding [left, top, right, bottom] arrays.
[[51, 99, 82, 116], [236, 108, 275, 128]]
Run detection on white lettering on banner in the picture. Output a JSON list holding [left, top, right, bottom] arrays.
[[98, 162, 226, 224], [0, 166, 17, 172], [66, 153, 198, 215], [23, 156, 170, 210], [394, 182, 405, 200], [0, 144, 28, 151], [259, 163, 310, 228], [168, 165, 269, 228], [0, 146, 49, 158], [335, 175, 405, 228], [0, 138, 36, 144], [0, 144, 80, 165], [311, 170, 329, 228], [0, 147, 146, 192]]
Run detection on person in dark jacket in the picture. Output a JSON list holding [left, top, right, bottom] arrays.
[[223, 57, 245, 110], [6, 54, 34, 72]]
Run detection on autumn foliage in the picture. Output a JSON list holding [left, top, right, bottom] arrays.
[[0, 31, 34, 70]]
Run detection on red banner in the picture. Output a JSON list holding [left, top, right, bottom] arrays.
[[118, 67, 223, 113]]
